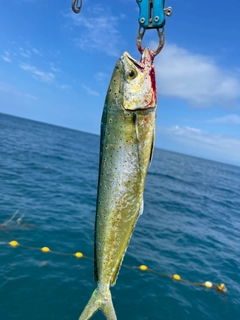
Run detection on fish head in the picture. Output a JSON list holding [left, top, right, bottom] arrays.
[[121, 48, 157, 111], [105, 48, 157, 111]]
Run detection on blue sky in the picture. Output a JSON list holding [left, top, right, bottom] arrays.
[[1, 0, 240, 166]]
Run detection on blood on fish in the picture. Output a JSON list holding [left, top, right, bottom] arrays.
[[150, 67, 156, 96], [142, 117, 148, 125]]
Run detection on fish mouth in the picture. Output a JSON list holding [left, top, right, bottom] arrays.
[[121, 52, 144, 70], [121, 48, 154, 70]]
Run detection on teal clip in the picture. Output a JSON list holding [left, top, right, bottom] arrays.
[[136, 0, 171, 29]]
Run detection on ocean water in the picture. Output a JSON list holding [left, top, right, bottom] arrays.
[[0, 112, 239, 320]]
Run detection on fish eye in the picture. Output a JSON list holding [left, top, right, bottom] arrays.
[[127, 69, 137, 80]]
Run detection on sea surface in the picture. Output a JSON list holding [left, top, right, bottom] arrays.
[[0, 112, 239, 320]]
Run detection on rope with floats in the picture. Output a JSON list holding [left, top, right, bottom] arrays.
[[4, 240, 227, 295]]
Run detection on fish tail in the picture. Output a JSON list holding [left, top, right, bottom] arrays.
[[78, 285, 117, 320]]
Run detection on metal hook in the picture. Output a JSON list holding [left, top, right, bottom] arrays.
[[164, 7, 172, 17], [136, 27, 146, 55], [72, 0, 82, 14], [137, 26, 165, 57]]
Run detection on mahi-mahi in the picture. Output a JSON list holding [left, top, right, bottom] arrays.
[[79, 47, 157, 320]]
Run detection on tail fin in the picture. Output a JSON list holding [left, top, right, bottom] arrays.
[[78, 285, 117, 320]]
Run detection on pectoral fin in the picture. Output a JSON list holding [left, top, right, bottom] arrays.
[[148, 129, 155, 168]]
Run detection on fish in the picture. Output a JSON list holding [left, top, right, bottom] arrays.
[[79, 47, 157, 320]]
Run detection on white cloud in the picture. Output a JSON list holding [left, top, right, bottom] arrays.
[[1, 51, 11, 62], [18, 0, 40, 3], [82, 84, 99, 96], [66, 5, 125, 56], [154, 43, 240, 106], [207, 114, 240, 124], [2, 44, 43, 61], [19, 47, 31, 58], [0, 83, 11, 92], [95, 72, 108, 83], [58, 84, 71, 90], [50, 66, 61, 73], [49, 49, 61, 57], [19, 62, 55, 82], [31, 47, 42, 56], [0, 82, 38, 100], [21, 45, 43, 57], [1, 56, 11, 63], [158, 125, 240, 165], [23, 93, 38, 100]]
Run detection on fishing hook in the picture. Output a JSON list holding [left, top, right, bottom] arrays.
[[72, 0, 82, 14]]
